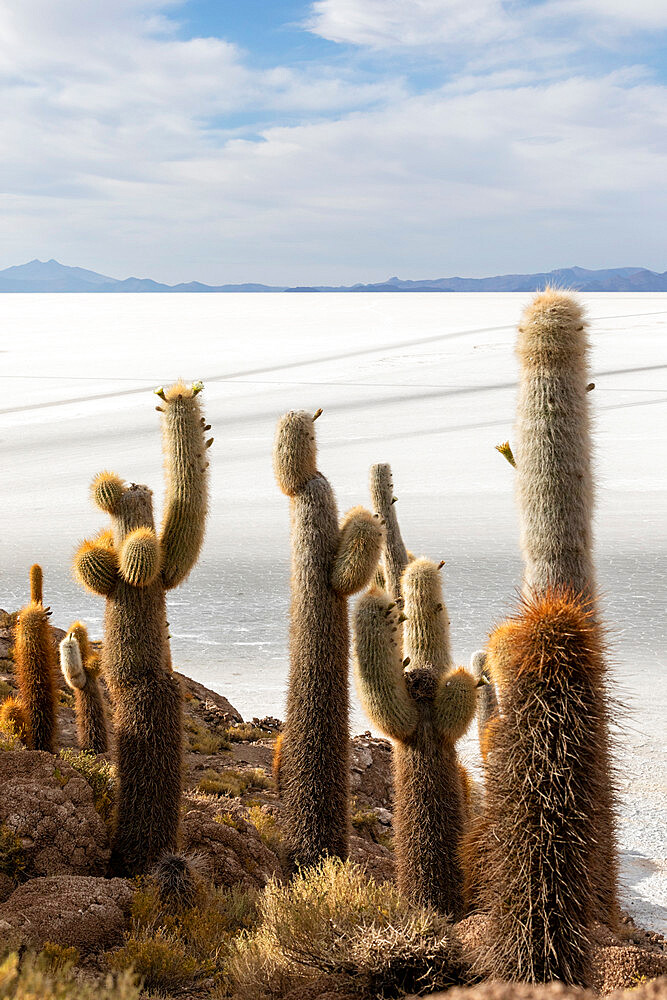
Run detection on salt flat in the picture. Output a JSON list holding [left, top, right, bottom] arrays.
[[0, 292, 665, 931]]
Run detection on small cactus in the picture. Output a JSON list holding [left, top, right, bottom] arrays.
[[0, 696, 29, 743], [13, 566, 58, 752], [152, 852, 201, 909], [60, 623, 109, 754], [273, 409, 383, 869], [72, 381, 210, 875], [354, 558, 477, 917]]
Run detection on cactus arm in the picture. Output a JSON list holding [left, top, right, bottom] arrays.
[[60, 635, 87, 690], [119, 526, 161, 587], [29, 564, 43, 604], [401, 558, 453, 676], [471, 649, 500, 748], [73, 538, 119, 596], [433, 666, 477, 741], [331, 506, 384, 596], [370, 463, 410, 599], [158, 381, 210, 590], [354, 589, 418, 741]]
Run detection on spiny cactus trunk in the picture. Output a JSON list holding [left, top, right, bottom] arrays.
[[13, 600, 58, 753], [104, 577, 182, 875], [472, 591, 604, 986], [394, 711, 467, 919], [74, 679, 109, 755], [282, 479, 350, 868]]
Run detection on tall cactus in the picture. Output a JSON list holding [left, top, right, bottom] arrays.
[[273, 409, 383, 869], [515, 289, 617, 924], [60, 622, 109, 754], [369, 463, 409, 600], [470, 650, 498, 759], [12, 565, 58, 752], [73, 381, 210, 875], [354, 558, 477, 918], [471, 589, 606, 985]]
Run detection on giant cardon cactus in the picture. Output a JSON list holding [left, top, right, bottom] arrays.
[[60, 622, 109, 754], [273, 409, 383, 870], [514, 289, 617, 925], [369, 463, 409, 600], [73, 381, 210, 875], [354, 558, 478, 918], [469, 589, 607, 986]]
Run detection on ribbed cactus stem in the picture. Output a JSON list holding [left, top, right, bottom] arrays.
[[72, 381, 210, 875], [60, 624, 109, 755], [29, 564, 43, 604], [13, 590, 58, 753], [274, 409, 382, 869], [470, 590, 608, 985], [369, 463, 409, 599], [354, 558, 476, 917]]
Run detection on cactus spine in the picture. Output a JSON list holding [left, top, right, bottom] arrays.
[[273, 409, 383, 869], [354, 558, 477, 917], [60, 622, 109, 754], [12, 565, 58, 752], [369, 463, 409, 600], [472, 590, 606, 985], [72, 381, 210, 875], [515, 289, 617, 924]]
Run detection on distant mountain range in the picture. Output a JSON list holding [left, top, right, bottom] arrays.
[[1, 259, 666, 293]]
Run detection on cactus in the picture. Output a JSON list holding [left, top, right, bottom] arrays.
[[354, 558, 477, 917], [273, 409, 383, 869], [60, 623, 109, 754], [369, 463, 409, 600], [72, 381, 209, 875], [515, 289, 617, 924], [152, 852, 200, 909], [12, 566, 58, 752], [469, 589, 606, 985], [470, 650, 498, 759], [0, 697, 29, 743]]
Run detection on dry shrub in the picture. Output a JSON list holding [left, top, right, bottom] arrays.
[[198, 767, 273, 798], [185, 719, 231, 754], [107, 872, 256, 992], [223, 857, 467, 999], [247, 805, 283, 853], [59, 749, 115, 825], [0, 947, 140, 1000]]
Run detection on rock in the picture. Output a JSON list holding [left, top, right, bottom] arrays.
[[349, 833, 394, 883], [375, 808, 393, 825], [0, 873, 14, 903], [350, 735, 393, 810], [177, 671, 242, 724], [181, 796, 282, 890], [0, 875, 132, 951], [0, 750, 109, 877]]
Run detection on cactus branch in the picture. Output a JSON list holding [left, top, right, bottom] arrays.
[[369, 463, 410, 600], [331, 506, 384, 596]]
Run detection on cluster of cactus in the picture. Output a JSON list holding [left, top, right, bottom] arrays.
[[73, 380, 210, 876], [272, 409, 383, 869]]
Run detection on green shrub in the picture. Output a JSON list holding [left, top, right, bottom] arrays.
[[59, 750, 115, 825], [0, 947, 140, 1000], [0, 725, 24, 753], [185, 719, 230, 754], [224, 857, 466, 999]]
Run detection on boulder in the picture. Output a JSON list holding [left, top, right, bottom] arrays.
[[181, 796, 282, 890], [350, 734, 393, 809], [0, 875, 132, 951], [0, 750, 109, 877]]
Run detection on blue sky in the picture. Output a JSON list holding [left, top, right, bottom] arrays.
[[1, 0, 666, 283]]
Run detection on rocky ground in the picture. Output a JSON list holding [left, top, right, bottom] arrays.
[[0, 609, 665, 998]]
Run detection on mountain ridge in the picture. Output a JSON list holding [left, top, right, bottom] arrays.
[[1, 259, 666, 293]]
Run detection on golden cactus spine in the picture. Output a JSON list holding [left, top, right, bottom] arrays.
[[60, 623, 109, 754], [515, 289, 617, 924], [72, 381, 210, 875], [273, 409, 383, 869], [369, 463, 409, 599], [354, 558, 477, 918], [470, 590, 606, 985], [12, 565, 58, 752]]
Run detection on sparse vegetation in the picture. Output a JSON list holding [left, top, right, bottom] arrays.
[[223, 857, 466, 999], [59, 749, 116, 824], [247, 805, 283, 853], [0, 947, 140, 1000], [197, 767, 272, 798], [107, 874, 256, 992], [186, 718, 231, 754], [225, 722, 272, 743], [0, 824, 27, 880]]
